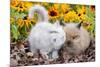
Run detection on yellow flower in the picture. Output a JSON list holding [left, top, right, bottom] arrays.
[[79, 14, 86, 21], [17, 18, 24, 28], [11, 0, 34, 12], [16, 2, 27, 12], [17, 16, 35, 28], [10, 0, 19, 7], [60, 4, 70, 14], [53, 4, 60, 10], [48, 6, 60, 21], [24, 2, 33, 10], [40, 2, 49, 7], [64, 11, 80, 22], [77, 5, 86, 16], [11, 0, 27, 12]]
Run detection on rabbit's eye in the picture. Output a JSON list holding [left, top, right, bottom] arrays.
[[49, 31, 58, 33]]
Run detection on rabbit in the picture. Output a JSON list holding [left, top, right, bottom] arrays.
[[28, 5, 66, 59]]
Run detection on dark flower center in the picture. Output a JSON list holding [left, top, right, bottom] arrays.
[[83, 12, 86, 14], [78, 14, 81, 16], [23, 16, 28, 20], [50, 10, 57, 16]]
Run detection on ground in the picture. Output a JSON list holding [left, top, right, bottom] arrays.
[[10, 39, 95, 66]]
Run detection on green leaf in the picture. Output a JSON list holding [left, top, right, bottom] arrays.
[[11, 25, 20, 40], [10, 7, 26, 20]]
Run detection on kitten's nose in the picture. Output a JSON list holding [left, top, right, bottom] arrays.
[[67, 41, 72, 47], [67, 41, 71, 45]]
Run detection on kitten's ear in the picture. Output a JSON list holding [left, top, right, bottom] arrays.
[[77, 22, 82, 29], [60, 19, 66, 26]]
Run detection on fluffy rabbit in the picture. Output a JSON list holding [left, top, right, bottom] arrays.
[[28, 5, 66, 59]]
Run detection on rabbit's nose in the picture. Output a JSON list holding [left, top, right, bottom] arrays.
[[53, 38, 57, 42]]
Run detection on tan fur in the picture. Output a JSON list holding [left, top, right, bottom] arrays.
[[63, 23, 90, 55]]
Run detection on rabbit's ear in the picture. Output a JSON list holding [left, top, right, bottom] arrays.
[[59, 19, 66, 26]]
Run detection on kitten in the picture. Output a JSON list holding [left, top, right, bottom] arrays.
[[61, 22, 90, 55], [28, 5, 66, 59]]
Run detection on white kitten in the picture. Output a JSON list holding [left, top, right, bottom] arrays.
[[28, 5, 66, 59]]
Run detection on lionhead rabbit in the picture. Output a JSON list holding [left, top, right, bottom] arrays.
[[28, 5, 66, 59]]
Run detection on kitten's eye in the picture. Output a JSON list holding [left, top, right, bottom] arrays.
[[73, 35, 79, 39]]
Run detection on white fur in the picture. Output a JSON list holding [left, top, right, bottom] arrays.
[[28, 5, 48, 22], [28, 5, 66, 59]]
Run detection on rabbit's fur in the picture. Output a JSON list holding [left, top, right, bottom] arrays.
[[28, 5, 66, 59]]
